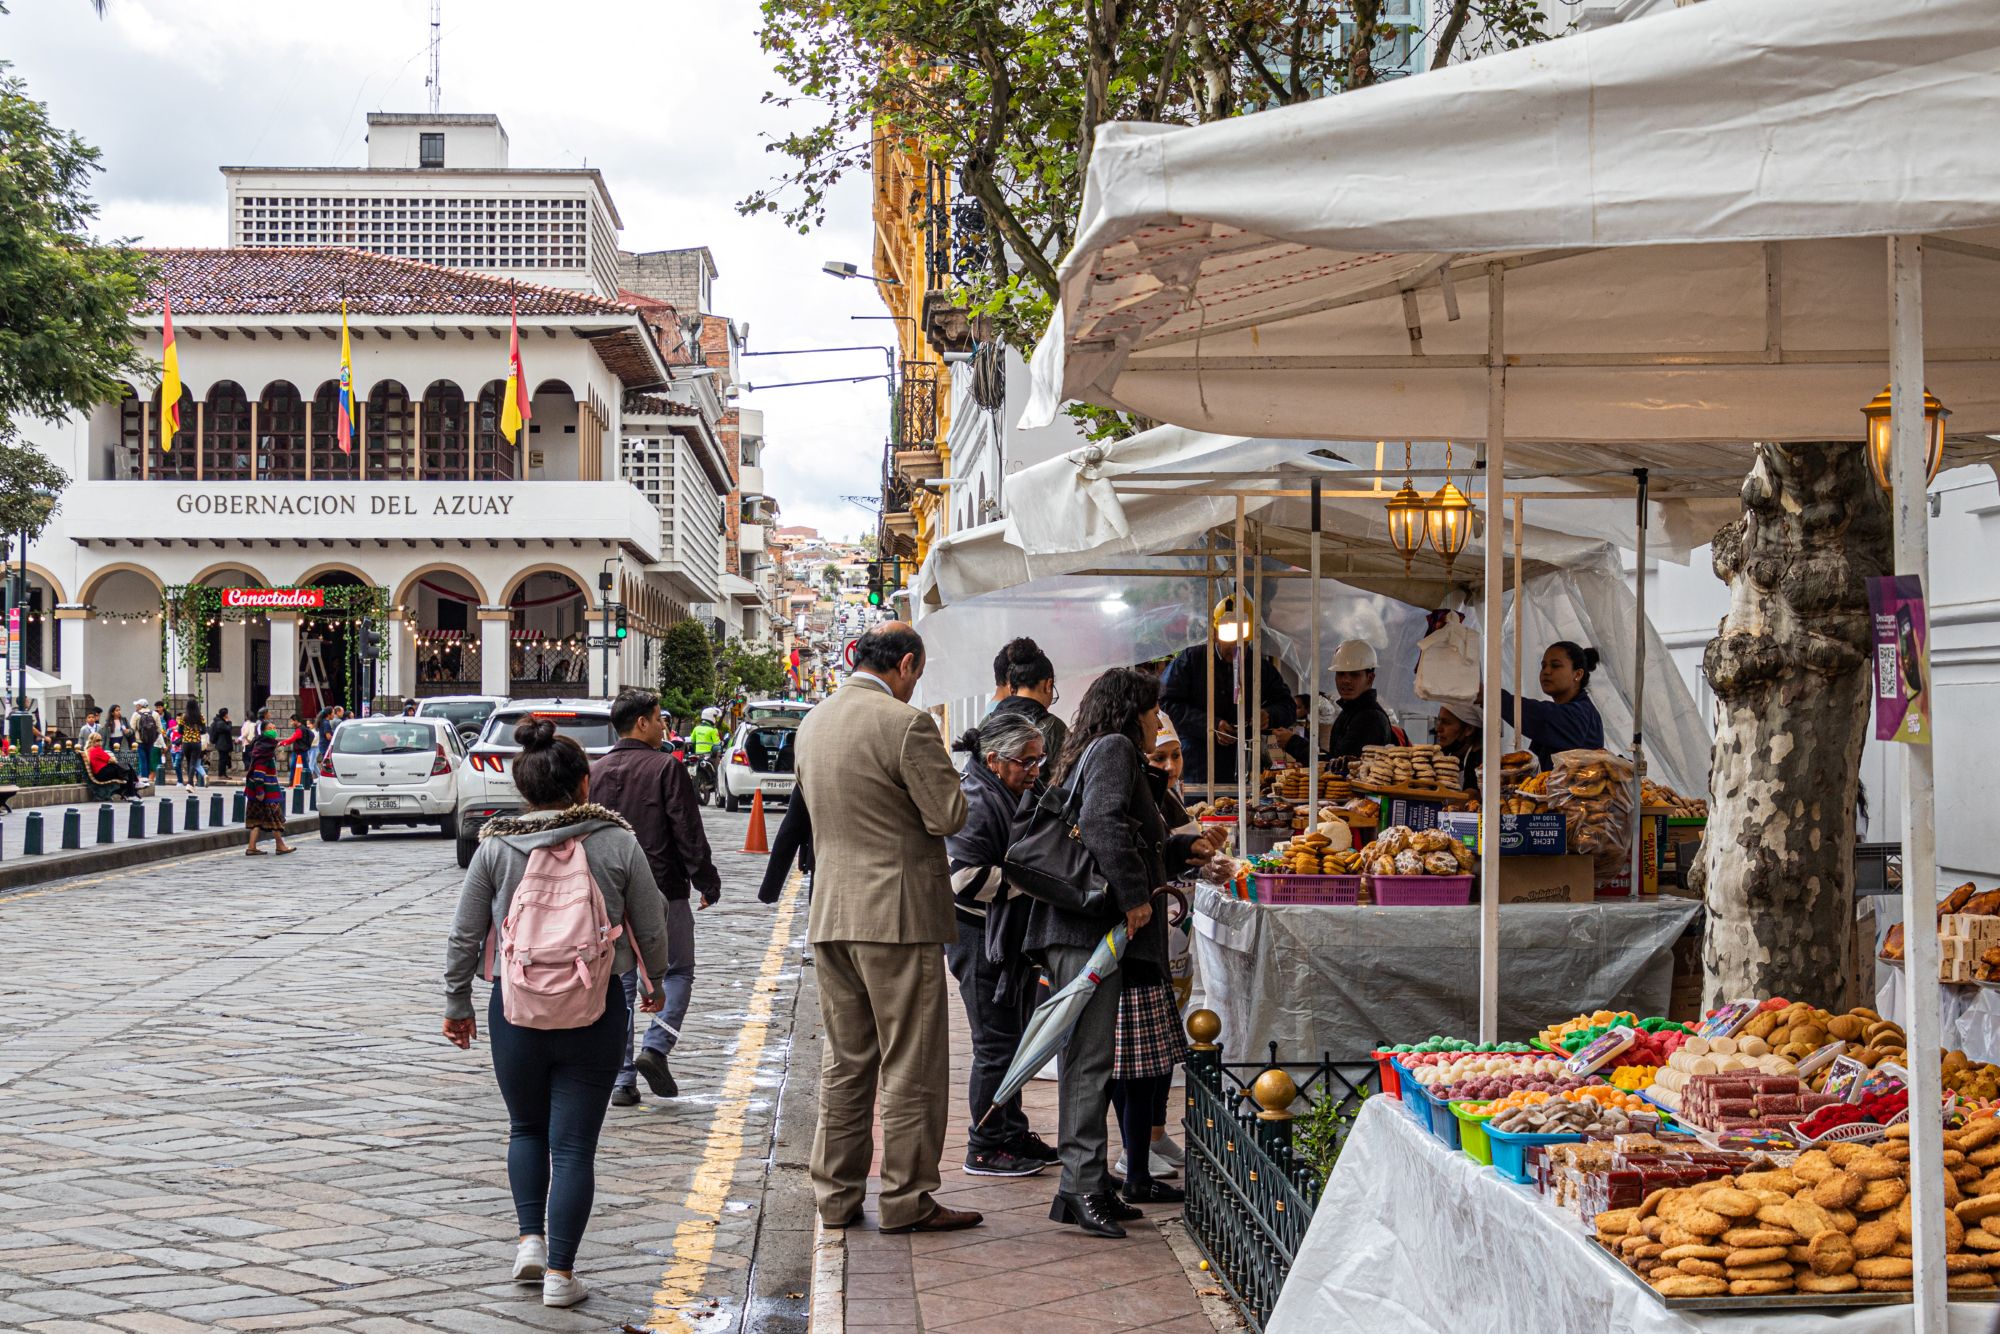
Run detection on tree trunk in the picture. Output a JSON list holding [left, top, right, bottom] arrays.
[[1698, 442, 1890, 1010]]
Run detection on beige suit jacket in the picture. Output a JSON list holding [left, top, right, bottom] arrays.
[[796, 678, 968, 945]]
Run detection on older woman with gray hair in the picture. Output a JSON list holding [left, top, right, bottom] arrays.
[[944, 711, 1058, 1179]]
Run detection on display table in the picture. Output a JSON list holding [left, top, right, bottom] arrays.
[[1268, 1096, 1994, 1333], [1192, 885, 1700, 1059], [1876, 960, 2000, 1064]]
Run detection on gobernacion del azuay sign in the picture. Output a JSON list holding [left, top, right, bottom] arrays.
[[173, 491, 517, 517]]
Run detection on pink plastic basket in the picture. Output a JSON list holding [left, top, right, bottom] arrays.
[[1258, 873, 1362, 905], [1370, 874, 1475, 906]]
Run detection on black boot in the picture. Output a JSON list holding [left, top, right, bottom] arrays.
[[1048, 1191, 1126, 1239], [1096, 1190, 1143, 1221], [1122, 1178, 1185, 1205]]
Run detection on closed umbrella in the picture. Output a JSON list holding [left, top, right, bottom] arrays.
[[978, 923, 1128, 1127]]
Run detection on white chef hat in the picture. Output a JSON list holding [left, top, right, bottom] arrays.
[[1439, 700, 1483, 728], [1153, 713, 1182, 748]]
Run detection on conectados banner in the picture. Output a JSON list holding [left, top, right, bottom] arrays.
[[220, 588, 327, 610]]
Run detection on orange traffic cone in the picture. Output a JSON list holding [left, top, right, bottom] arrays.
[[291, 755, 305, 787], [743, 788, 770, 855]]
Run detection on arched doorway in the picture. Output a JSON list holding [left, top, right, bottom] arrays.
[[296, 570, 370, 717], [406, 568, 483, 696], [507, 570, 589, 698], [83, 567, 166, 713], [196, 566, 272, 718]]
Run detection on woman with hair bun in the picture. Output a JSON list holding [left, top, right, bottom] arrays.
[[441, 717, 671, 1311], [1501, 641, 1606, 770]]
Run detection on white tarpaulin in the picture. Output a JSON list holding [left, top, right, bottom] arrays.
[[1022, 0, 2000, 464]]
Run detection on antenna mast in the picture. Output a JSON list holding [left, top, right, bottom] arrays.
[[426, 0, 442, 113]]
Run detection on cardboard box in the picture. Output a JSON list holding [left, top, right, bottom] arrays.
[[1385, 796, 1448, 831], [1496, 854, 1596, 904], [1438, 811, 1566, 856]]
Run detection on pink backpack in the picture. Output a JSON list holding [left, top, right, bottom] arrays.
[[486, 836, 650, 1029]]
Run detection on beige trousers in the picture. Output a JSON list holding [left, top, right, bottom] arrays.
[[810, 940, 949, 1230]]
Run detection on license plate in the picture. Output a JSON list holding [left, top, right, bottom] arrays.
[[365, 796, 406, 811]]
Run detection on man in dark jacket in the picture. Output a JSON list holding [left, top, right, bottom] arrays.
[[1157, 631, 1296, 786], [1326, 639, 1399, 760], [593, 687, 721, 1105], [944, 711, 1056, 1179]]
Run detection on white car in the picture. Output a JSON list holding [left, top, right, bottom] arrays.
[[716, 714, 800, 812], [316, 716, 468, 842], [414, 694, 507, 746], [456, 699, 619, 867]]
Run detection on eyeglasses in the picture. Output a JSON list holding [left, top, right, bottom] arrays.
[[1006, 754, 1047, 769]]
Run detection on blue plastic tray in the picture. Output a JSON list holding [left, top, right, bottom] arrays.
[[1483, 1123, 1586, 1184]]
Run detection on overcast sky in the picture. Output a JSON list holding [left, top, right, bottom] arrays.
[[5, 0, 884, 541]]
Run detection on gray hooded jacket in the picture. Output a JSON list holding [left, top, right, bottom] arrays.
[[442, 803, 671, 1021]]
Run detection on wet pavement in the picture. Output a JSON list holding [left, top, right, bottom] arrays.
[[0, 808, 814, 1333]]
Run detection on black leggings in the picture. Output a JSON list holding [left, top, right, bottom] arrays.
[[487, 975, 626, 1270], [1109, 1075, 1172, 1187]]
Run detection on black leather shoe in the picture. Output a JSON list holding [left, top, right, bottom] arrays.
[[633, 1050, 679, 1098], [1095, 1190, 1143, 1221], [1122, 1178, 1185, 1205], [610, 1084, 640, 1107], [1048, 1191, 1125, 1239]]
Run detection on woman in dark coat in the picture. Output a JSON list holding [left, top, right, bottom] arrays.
[[209, 708, 235, 780], [1030, 668, 1221, 1238]]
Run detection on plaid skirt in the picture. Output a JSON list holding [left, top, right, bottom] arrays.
[[1113, 980, 1191, 1081]]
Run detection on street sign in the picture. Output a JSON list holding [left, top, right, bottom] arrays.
[[587, 636, 620, 648], [843, 638, 859, 668]]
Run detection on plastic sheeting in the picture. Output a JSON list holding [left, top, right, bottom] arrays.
[[1877, 962, 2000, 1067], [1268, 1096, 1996, 1333], [1191, 885, 1699, 1061]]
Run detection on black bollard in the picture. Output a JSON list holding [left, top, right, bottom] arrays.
[[23, 810, 44, 854], [157, 798, 174, 835], [307, 784, 317, 811], [96, 804, 115, 845], [291, 786, 305, 814], [60, 808, 81, 850], [233, 792, 247, 823], [184, 793, 200, 831], [209, 792, 225, 827], [128, 800, 146, 840]]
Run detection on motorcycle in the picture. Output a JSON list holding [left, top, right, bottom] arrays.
[[690, 751, 718, 807]]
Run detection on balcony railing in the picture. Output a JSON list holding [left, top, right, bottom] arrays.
[[897, 362, 939, 450]]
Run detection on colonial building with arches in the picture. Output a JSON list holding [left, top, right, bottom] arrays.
[[20, 247, 734, 720]]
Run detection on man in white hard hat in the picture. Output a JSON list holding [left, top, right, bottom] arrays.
[[1326, 639, 1399, 759]]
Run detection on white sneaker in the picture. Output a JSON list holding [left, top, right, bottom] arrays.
[[542, 1272, 588, 1308], [512, 1236, 546, 1283], [1153, 1134, 1186, 1168], [1114, 1149, 1179, 1179]]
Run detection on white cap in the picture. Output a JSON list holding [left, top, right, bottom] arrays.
[[1153, 714, 1182, 748], [1440, 699, 1482, 727], [1331, 639, 1378, 672]]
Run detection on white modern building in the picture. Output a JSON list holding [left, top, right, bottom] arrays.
[[17, 247, 696, 723], [224, 113, 623, 298]]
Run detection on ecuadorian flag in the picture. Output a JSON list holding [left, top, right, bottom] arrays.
[[336, 302, 357, 454]]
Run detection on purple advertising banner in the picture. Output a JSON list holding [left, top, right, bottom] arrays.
[[1867, 574, 1931, 744]]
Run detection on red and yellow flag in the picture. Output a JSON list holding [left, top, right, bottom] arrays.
[[500, 284, 532, 444], [159, 293, 182, 451]]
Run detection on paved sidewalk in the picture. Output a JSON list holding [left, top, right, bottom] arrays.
[[0, 782, 318, 888], [813, 989, 1220, 1331]]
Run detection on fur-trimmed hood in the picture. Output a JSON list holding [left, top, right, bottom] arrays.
[[477, 802, 633, 846]]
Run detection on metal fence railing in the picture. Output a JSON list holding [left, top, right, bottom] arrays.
[[1180, 1014, 1378, 1331]]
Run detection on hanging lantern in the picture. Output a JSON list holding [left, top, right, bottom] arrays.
[[1384, 439, 1429, 574], [1211, 593, 1256, 645], [1423, 442, 1475, 574], [1862, 384, 1948, 492]]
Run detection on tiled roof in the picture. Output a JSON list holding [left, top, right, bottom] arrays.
[[137, 248, 639, 318]]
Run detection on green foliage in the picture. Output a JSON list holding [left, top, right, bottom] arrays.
[[1293, 1083, 1367, 1187], [657, 618, 717, 721], [0, 64, 151, 530], [718, 640, 789, 702], [162, 583, 386, 711]]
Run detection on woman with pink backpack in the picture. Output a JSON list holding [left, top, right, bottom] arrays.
[[441, 717, 671, 1310]]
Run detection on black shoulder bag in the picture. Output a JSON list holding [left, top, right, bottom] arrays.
[[1001, 736, 1118, 920]]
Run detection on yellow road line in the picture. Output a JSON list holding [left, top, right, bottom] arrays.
[[648, 874, 801, 1332]]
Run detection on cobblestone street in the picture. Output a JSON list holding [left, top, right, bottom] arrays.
[[0, 811, 815, 1334]]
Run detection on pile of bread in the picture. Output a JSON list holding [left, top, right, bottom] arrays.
[[1353, 744, 1463, 793], [1596, 1121, 2000, 1298], [1500, 752, 1544, 814], [1282, 831, 1364, 875], [1545, 749, 1637, 874], [1641, 778, 1710, 819], [1359, 825, 1475, 878]]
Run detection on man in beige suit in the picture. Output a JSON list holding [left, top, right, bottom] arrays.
[[794, 622, 977, 1234]]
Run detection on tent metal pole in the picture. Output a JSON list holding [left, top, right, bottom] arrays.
[[1479, 264, 1506, 1042], [1890, 233, 1946, 1334], [1630, 469, 1649, 901], [1309, 480, 1322, 822], [1512, 497, 1525, 752], [1235, 499, 1249, 861], [1252, 519, 1265, 800], [1205, 530, 1217, 804]]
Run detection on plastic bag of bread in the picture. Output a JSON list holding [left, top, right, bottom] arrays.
[[1542, 748, 1638, 876], [1422, 850, 1460, 875], [1394, 849, 1426, 875], [1410, 828, 1455, 855]]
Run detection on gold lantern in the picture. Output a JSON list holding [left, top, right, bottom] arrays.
[[1384, 442, 1429, 574], [1862, 384, 1948, 492], [1211, 592, 1256, 645], [1425, 442, 1474, 574]]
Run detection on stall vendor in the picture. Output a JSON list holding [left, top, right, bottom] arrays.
[[1159, 622, 1296, 785], [1434, 701, 1482, 790], [1325, 639, 1399, 760], [1501, 641, 1606, 770]]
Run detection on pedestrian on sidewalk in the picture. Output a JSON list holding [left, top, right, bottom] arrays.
[[793, 622, 979, 1236], [758, 784, 813, 904], [134, 700, 162, 783], [590, 687, 720, 1108], [179, 706, 209, 787], [104, 704, 129, 756], [241, 721, 296, 856], [78, 706, 102, 745], [946, 710, 1058, 1179], [988, 637, 1070, 760], [82, 733, 141, 799], [209, 709, 236, 781], [1033, 669, 1220, 1239], [441, 718, 671, 1311]]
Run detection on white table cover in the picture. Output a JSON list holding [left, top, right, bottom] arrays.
[[1269, 1095, 1992, 1333]]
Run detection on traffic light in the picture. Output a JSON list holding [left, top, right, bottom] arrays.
[[866, 562, 883, 607], [615, 607, 629, 639], [358, 622, 384, 659]]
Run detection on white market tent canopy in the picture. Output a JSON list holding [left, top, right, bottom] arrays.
[[1018, 0, 2000, 1323]]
